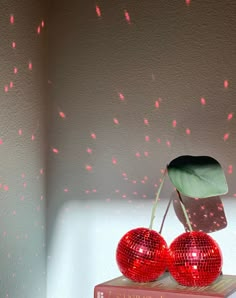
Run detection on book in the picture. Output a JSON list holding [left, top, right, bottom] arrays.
[[94, 272, 236, 298]]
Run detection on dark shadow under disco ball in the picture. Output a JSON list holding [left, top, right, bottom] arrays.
[[168, 231, 222, 286], [116, 227, 168, 282]]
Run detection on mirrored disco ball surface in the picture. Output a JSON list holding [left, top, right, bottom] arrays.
[[116, 227, 168, 282], [168, 231, 222, 286]]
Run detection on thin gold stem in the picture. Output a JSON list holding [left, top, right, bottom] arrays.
[[149, 168, 167, 230], [159, 196, 173, 234], [176, 190, 193, 232]]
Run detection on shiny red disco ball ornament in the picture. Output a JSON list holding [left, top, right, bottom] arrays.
[[116, 227, 168, 282], [168, 231, 222, 286]]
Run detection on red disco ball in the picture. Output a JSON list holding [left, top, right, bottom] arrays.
[[116, 227, 168, 282], [168, 231, 222, 286]]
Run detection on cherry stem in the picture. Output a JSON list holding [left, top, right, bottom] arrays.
[[149, 168, 167, 230], [159, 195, 173, 234], [176, 190, 193, 232]]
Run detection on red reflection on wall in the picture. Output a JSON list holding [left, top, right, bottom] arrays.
[[59, 111, 66, 119], [223, 133, 229, 141], [224, 80, 229, 89], [227, 113, 233, 120], [119, 92, 125, 101], [10, 14, 14, 24], [95, 5, 101, 17], [124, 10, 131, 24], [228, 165, 233, 174], [172, 120, 177, 128], [200, 97, 206, 105], [186, 128, 191, 135]]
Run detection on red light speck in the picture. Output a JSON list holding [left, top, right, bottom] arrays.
[[12, 41, 16, 48], [119, 92, 125, 101], [227, 113, 233, 120], [157, 138, 161, 143], [186, 128, 191, 135], [0, 139, 3, 145], [31, 135, 35, 141], [10, 14, 14, 24], [112, 158, 117, 165], [224, 80, 229, 89], [18, 129, 22, 136], [14, 67, 18, 74], [52, 148, 59, 154], [122, 172, 127, 177], [64, 188, 69, 192], [144, 118, 149, 125], [185, 0, 191, 5], [96, 5, 101, 17], [144, 151, 149, 157], [145, 135, 150, 142], [85, 165, 92, 171], [91, 132, 96, 139], [4, 85, 8, 92], [41, 20, 45, 27], [124, 10, 131, 24], [166, 140, 171, 147], [4, 185, 9, 191], [113, 118, 119, 125], [172, 120, 177, 128], [59, 111, 66, 119], [9, 81, 13, 88], [136, 152, 140, 158], [28, 62, 33, 70], [228, 165, 233, 174], [37, 26, 41, 34], [155, 100, 159, 108], [87, 148, 92, 154], [223, 133, 229, 141], [201, 97, 206, 105]]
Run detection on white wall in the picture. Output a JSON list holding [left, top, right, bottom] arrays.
[[0, 0, 47, 297], [47, 197, 236, 298], [47, 1, 236, 297]]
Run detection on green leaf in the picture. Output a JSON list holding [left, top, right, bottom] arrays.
[[167, 155, 228, 198]]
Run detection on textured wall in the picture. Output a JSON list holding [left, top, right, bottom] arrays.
[[47, 0, 236, 297], [47, 0, 236, 201], [0, 1, 46, 297]]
